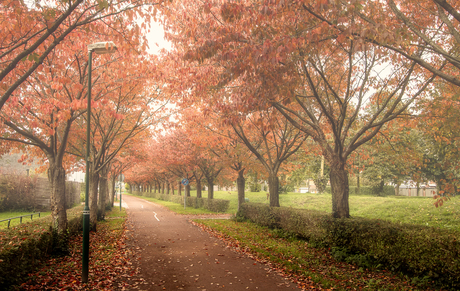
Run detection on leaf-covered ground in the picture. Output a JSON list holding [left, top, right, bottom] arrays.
[[5, 206, 445, 290], [15, 216, 144, 290]]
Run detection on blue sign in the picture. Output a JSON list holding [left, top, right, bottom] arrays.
[[181, 178, 189, 186]]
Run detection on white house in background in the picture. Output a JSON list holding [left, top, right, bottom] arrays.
[[397, 180, 437, 197], [295, 179, 318, 193]]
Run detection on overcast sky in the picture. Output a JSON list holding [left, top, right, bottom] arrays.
[[146, 21, 172, 55]]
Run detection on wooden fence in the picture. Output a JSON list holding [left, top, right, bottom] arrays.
[[34, 177, 81, 209], [0, 175, 81, 210]]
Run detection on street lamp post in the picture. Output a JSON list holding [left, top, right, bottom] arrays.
[[119, 173, 123, 211], [83, 41, 117, 284]]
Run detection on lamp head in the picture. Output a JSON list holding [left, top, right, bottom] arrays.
[[88, 41, 117, 54]]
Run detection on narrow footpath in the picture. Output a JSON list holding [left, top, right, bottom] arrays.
[[122, 194, 300, 290]]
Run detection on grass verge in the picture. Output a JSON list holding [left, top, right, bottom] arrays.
[[193, 219, 439, 290], [129, 190, 460, 231], [0, 211, 51, 229]]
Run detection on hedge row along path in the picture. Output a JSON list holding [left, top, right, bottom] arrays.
[[123, 194, 300, 290]]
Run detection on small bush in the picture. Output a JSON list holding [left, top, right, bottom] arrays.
[[132, 191, 230, 213], [0, 215, 81, 289], [249, 183, 261, 192]]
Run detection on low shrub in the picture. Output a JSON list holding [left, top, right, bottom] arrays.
[[249, 183, 261, 192], [237, 203, 460, 290], [0, 215, 82, 289], [132, 191, 230, 213]]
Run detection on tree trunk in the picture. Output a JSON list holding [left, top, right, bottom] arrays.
[[89, 170, 100, 228], [237, 169, 245, 211], [268, 173, 280, 207], [48, 165, 67, 232], [99, 166, 109, 220], [171, 182, 175, 195], [356, 171, 360, 194], [178, 181, 182, 196], [329, 162, 350, 218], [196, 179, 202, 198], [162, 182, 165, 194], [166, 182, 170, 194], [110, 175, 116, 207], [186, 184, 191, 197], [207, 181, 214, 199]]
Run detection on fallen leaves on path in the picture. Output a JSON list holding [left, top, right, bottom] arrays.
[[16, 218, 144, 290]]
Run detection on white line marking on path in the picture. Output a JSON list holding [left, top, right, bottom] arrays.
[[141, 204, 144, 209], [153, 212, 160, 221]]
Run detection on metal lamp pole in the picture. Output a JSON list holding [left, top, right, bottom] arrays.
[[83, 41, 117, 283], [119, 173, 122, 211]]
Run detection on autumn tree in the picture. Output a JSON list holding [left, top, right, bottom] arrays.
[[146, 127, 200, 196], [211, 126, 257, 210], [415, 81, 460, 199], [300, 0, 460, 87], [109, 155, 136, 206], [0, 34, 98, 232], [0, 0, 163, 113], [227, 109, 307, 207], [67, 47, 168, 224], [160, 1, 441, 218]]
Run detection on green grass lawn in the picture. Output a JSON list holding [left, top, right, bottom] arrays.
[[0, 211, 51, 229], [130, 190, 460, 231]]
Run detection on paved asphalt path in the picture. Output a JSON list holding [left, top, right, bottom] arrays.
[[122, 194, 300, 290]]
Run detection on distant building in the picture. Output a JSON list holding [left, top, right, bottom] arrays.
[[295, 179, 317, 193]]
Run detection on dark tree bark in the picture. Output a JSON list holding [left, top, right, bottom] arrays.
[[207, 183, 214, 199], [196, 179, 202, 198], [110, 175, 116, 207], [329, 160, 350, 218], [98, 166, 109, 220], [237, 169, 245, 211], [268, 174, 280, 207], [89, 168, 100, 228], [48, 164, 67, 232]]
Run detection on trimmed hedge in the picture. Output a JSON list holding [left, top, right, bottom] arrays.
[[0, 215, 83, 289], [238, 203, 460, 289], [132, 191, 230, 213]]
